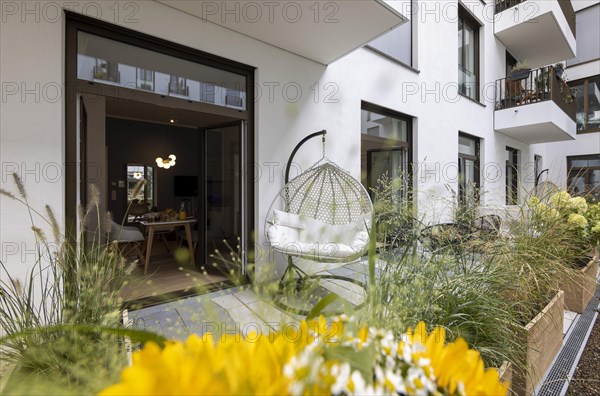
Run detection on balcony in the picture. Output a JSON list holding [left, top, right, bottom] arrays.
[[494, 66, 577, 143], [155, 0, 406, 65], [494, 0, 576, 68]]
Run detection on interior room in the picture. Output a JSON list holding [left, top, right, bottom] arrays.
[[94, 97, 245, 304]]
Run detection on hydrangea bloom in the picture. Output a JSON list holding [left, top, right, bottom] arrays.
[[568, 213, 588, 228], [569, 197, 588, 214], [550, 191, 571, 208]]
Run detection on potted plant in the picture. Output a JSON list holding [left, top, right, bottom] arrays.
[[554, 63, 565, 79], [532, 192, 599, 313], [496, 196, 579, 396], [562, 200, 600, 313], [510, 60, 532, 81]]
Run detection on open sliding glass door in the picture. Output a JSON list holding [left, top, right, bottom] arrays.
[[199, 121, 247, 278]]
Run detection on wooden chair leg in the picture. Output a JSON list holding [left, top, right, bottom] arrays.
[[133, 242, 145, 262], [159, 234, 172, 254]]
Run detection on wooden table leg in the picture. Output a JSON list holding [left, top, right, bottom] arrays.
[[145, 226, 155, 275], [184, 223, 195, 267]]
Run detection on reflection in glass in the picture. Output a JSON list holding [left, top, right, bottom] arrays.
[[77, 31, 246, 110], [458, 13, 478, 100], [360, 107, 411, 203], [126, 164, 154, 206], [568, 155, 600, 203], [204, 125, 242, 269], [570, 76, 600, 132], [137, 68, 154, 91], [458, 134, 480, 206], [586, 77, 600, 130]]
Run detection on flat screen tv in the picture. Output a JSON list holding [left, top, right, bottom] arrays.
[[174, 176, 198, 197]]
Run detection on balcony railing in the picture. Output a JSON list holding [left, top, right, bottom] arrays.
[[494, 0, 575, 37], [495, 66, 576, 120]]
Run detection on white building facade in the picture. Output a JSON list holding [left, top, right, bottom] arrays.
[[1, 0, 597, 284]]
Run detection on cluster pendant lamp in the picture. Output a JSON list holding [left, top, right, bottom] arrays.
[[156, 154, 176, 169], [156, 117, 177, 169]]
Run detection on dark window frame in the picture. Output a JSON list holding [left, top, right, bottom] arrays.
[[567, 154, 600, 202], [569, 75, 600, 134], [65, 12, 255, 281], [506, 146, 519, 205], [458, 132, 481, 206], [360, 101, 413, 201], [458, 6, 481, 102]]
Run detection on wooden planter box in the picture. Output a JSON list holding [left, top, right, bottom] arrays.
[[563, 256, 599, 313], [497, 361, 512, 393], [513, 290, 564, 396]]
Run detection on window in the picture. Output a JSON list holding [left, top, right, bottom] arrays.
[[458, 133, 480, 206], [458, 7, 480, 101], [566, 4, 600, 67], [77, 30, 247, 109], [136, 68, 154, 91], [93, 58, 119, 82], [226, 88, 244, 108], [169, 76, 189, 96], [367, 1, 413, 67], [506, 147, 519, 205], [568, 154, 600, 203], [569, 76, 600, 133], [360, 103, 412, 201], [505, 51, 517, 78], [126, 164, 154, 206]]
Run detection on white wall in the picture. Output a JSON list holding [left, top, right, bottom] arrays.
[[0, 0, 569, 282], [572, 0, 600, 12]]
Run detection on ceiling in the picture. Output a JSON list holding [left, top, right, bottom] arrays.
[[105, 97, 240, 129]]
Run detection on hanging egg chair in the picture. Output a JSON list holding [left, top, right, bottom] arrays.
[[264, 130, 373, 314]]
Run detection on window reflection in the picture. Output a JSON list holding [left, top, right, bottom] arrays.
[[77, 31, 246, 110]]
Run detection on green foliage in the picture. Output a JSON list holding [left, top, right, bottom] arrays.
[[511, 60, 530, 71], [0, 174, 135, 393], [370, 173, 416, 248]]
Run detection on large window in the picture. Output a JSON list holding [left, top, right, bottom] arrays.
[[458, 7, 480, 101], [77, 30, 247, 109], [367, 1, 413, 67], [360, 103, 412, 201], [506, 147, 519, 205], [569, 76, 600, 133], [568, 154, 600, 203], [566, 4, 600, 67], [458, 133, 480, 206]]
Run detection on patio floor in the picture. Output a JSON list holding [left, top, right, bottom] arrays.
[[127, 260, 372, 339]]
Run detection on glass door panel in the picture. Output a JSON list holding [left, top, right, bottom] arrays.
[[367, 148, 407, 202], [202, 122, 244, 276]]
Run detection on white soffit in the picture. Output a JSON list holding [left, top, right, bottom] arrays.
[[156, 0, 407, 65]]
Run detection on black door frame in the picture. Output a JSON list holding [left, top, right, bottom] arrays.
[[65, 12, 255, 281]]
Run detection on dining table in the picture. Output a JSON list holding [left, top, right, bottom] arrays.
[[139, 218, 197, 274]]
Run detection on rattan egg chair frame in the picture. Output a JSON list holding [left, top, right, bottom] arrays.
[[264, 130, 373, 315]]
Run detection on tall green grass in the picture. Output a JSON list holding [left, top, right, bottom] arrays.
[[0, 174, 135, 394]]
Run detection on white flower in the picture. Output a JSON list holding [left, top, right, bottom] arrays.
[[330, 363, 351, 395]]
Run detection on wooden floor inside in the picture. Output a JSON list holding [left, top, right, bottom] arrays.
[[120, 241, 231, 303]]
